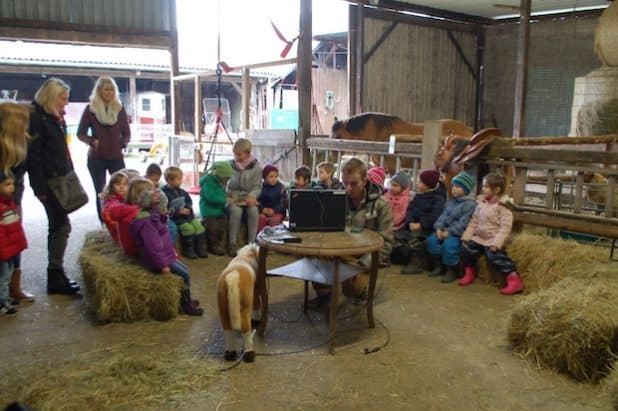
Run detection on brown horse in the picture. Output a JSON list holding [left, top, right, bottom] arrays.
[[331, 112, 473, 175]]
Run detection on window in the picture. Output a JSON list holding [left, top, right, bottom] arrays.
[[142, 98, 151, 111]]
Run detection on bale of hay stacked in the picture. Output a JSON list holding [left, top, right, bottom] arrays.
[[477, 232, 610, 292], [604, 366, 618, 409], [508, 271, 618, 383], [79, 230, 184, 322]]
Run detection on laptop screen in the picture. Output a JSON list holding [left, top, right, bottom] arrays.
[[288, 189, 347, 232]]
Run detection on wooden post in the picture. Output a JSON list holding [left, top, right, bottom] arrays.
[[242, 67, 250, 129], [169, 0, 181, 135], [129, 74, 137, 124], [606, 175, 616, 217], [512, 0, 531, 137], [348, 3, 357, 115], [355, 1, 365, 114], [297, 0, 312, 166], [545, 169, 555, 209], [193, 75, 202, 186], [474, 27, 485, 132], [421, 121, 442, 170]]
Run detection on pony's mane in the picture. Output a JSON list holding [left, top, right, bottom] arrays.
[[335, 112, 401, 134]]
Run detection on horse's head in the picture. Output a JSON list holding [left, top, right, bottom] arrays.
[[331, 118, 346, 139], [434, 133, 469, 173]]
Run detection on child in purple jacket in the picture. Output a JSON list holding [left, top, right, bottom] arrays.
[[128, 181, 202, 316]]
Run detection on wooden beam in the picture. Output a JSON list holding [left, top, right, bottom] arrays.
[[0, 64, 171, 80], [355, 1, 365, 114], [363, 21, 398, 64], [375, 0, 494, 26], [129, 74, 137, 122], [348, 4, 357, 116], [366, 7, 481, 34], [497, 8, 604, 24], [169, 0, 181, 135], [512, 0, 531, 137], [422, 121, 442, 170], [474, 27, 485, 132], [298, 0, 312, 165], [513, 210, 618, 239], [242, 68, 250, 129], [447, 30, 476, 80], [486, 146, 618, 165]]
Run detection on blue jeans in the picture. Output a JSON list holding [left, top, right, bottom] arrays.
[[426, 233, 462, 266], [87, 157, 125, 222], [167, 220, 178, 244], [169, 260, 190, 286], [0, 260, 14, 305]]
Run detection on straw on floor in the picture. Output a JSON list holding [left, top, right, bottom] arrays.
[[79, 230, 184, 322]]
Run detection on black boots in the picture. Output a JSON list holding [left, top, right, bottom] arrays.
[[194, 232, 209, 258], [47, 268, 81, 295], [180, 288, 203, 316], [440, 265, 458, 283], [180, 234, 198, 259], [427, 256, 443, 277], [203, 217, 226, 256], [401, 251, 425, 275]]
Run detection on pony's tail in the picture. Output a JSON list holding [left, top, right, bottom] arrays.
[[226, 271, 241, 331]]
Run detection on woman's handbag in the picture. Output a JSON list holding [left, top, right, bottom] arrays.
[[47, 170, 89, 213]]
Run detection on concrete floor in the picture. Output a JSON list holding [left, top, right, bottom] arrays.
[[0, 142, 612, 410]]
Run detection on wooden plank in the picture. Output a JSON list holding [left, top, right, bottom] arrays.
[[306, 137, 422, 156], [242, 68, 250, 129], [348, 3, 357, 116], [511, 135, 618, 145], [297, 0, 312, 166], [486, 146, 618, 165], [513, 210, 618, 239], [574, 172, 584, 214], [355, 1, 364, 113], [512, 0, 531, 137], [545, 169, 555, 210], [607, 176, 616, 218], [365, 6, 481, 34], [363, 21, 398, 64], [485, 160, 618, 176], [422, 121, 442, 170], [169, 0, 181, 135], [512, 167, 526, 205]]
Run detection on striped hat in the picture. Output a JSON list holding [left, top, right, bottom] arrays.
[[451, 171, 475, 195]]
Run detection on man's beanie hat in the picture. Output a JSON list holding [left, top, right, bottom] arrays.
[[262, 163, 279, 179], [419, 169, 440, 189], [390, 171, 410, 189], [210, 161, 233, 179], [452, 171, 475, 195]]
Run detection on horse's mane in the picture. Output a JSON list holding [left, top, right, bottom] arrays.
[[333, 112, 401, 134]]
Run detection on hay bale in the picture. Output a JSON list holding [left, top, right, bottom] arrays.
[[477, 232, 611, 293], [508, 274, 618, 383], [604, 366, 618, 409], [79, 230, 184, 322], [1, 342, 219, 410], [595, 2, 618, 67]]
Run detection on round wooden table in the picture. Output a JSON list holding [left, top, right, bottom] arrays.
[[256, 229, 384, 354]]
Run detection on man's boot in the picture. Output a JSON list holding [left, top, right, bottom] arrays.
[[180, 234, 198, 259], [9, 268, 35, 302], [427, 256, 443, 277], [194, 232, 209, 258], [47, 268, 81, 295]]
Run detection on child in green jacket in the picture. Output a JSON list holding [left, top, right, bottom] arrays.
[[199, 161, 233, 255]]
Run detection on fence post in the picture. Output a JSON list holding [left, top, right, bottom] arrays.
[[422, 121, 441, 170]]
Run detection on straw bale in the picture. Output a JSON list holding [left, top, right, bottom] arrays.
[[594, 2, 618, 67], [604, 366, 618, 409], [477, 232, 611, 293], [508, 274, 618, 383], [79, 230, 184, 322], [0, 342, 219, 411]]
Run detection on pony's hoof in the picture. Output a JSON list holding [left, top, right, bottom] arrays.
[[242, 351, 256, 363], [224, 351, 237, 361]]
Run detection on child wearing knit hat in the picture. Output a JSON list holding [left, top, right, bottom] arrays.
[[385, 171, 411, 231], [460, 172, 523, 295], [367, 166, 386, 192], [199, 161, 233, 255], [129, 183, 203, 316], [395, 169, 446, 274], [257, 164, 287, 233], [426, 170, 478, 283]]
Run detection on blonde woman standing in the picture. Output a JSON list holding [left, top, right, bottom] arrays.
[[28, 78, 81, 295], [0, 102, 35, 302], [77, 76, 131, 222]]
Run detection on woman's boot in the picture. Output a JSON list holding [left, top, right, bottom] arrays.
[[9, 268, 35, 302], [47, 268, 81, 295]]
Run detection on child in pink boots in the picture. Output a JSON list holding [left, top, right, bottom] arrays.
[[459, 173, 523, 295]]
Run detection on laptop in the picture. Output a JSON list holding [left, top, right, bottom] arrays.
[[288, 189, 347, 232]]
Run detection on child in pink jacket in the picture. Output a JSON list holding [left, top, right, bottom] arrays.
[[385, 171, 411, 230], [459, 173, 523, 295]]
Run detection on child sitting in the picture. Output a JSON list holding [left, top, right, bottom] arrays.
[[398, 169, 446, 274], [0, 170, 27, 315], [426, 171, 477, 283], [199, 161, 233, 256], [145, 163, 163, 187], [107, 177, 143, 257], [100, 170, 129, 243], [128, 183, 203, 315], [385, 171, 411, 231], [459, 172, 523, 295], [288, 165, 318, 190], [162, 166, 208, 259], [227, 138, 262, 257], [257, 164, 287, 233], [315, 161, 344, 190], [367, 166, 386, 193]]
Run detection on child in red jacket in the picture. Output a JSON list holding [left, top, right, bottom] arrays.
[[100, 170, 129, 243], [0, 170, 27, 315]]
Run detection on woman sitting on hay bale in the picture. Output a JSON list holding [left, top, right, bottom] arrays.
[[128, 179, 203, 316], [460, 173, 524, 295]]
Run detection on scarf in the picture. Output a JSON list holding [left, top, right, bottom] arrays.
[[89, 100, 121, 126], [235, 155, 255, 171]]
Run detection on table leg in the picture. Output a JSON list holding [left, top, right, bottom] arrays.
[[303, 281, 308, 313], [366, 250, 380, 328], [257, 245, 269, 336], [329, 258, 340, 354]]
